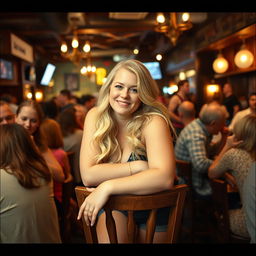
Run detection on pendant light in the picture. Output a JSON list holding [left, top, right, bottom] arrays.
[[212, 51, 229, 73], [234, 41, 254, 69]]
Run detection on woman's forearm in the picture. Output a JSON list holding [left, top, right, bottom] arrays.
[[208, 144, 229, 178], [81, 160, 148, 187], [104, 167, 174, 196]]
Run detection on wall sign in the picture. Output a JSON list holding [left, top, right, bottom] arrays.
[[10, 33, 33, 63]]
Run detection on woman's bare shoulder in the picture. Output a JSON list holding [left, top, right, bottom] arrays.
[[143, 114, 169, 134], [85, 106, 98, 121]]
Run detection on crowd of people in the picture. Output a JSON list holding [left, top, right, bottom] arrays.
[[0, 59, 255, 244]]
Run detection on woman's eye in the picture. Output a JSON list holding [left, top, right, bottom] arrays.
[[130, 88, 138, 93], [115, 84, 123, 89]]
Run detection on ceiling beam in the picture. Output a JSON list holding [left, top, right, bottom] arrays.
[[76, 26, 155, 34]]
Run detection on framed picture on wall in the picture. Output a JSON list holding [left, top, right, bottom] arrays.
[[64, 73, 79, 91]]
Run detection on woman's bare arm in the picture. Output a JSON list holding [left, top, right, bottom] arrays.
[[42, 148, 65, 183], [80, 107, 148, 186]]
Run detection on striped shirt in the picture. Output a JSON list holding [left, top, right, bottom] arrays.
[[175, 118, 214, 196]]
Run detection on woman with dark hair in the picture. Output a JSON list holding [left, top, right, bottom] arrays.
[[58, 106, 83, 186], [0, 123, 61, 243]]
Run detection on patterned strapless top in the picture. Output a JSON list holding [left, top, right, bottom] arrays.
[[127, 152, 147, 162]]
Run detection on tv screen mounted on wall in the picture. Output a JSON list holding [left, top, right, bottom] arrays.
[[40, 63, 56, 86], [143, 62, 163, 80], [0, 59, 13, 80]]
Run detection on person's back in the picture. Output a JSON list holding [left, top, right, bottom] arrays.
[[0, 169, 61, 243], [0, 124, 61, 243]]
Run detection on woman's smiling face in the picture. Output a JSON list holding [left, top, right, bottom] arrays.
[[16, 106, 40, 135], [109, 68, 141, 119]]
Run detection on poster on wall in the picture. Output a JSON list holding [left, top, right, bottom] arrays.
[[10, 33, 34, 63], [64, 73, 79, 91]]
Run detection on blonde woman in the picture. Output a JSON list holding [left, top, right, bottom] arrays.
[[209, 114, 256, 239], [77, 59, 176, 243]]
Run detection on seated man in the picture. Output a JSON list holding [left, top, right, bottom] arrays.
[[177, 100, 196, 127], [175, 103, 227, 199]]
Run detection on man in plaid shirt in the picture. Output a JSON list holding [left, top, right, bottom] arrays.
[[175, 103, 227, 199]]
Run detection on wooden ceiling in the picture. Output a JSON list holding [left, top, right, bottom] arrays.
[[0, 12, 222, 63]]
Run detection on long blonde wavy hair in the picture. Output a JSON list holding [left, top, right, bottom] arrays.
[[93, 59, 175, 163], [233, 114, 256, 160]]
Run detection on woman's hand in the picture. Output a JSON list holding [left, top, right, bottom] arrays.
[[225, 134, 243, 150], [77, 181, 112, 226]]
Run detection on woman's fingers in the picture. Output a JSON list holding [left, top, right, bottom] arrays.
[[77, 198, 98, 226], [77, 199, 86, 220], [90, 208, 98, 226]]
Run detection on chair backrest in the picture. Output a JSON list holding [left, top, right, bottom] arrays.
[[210, 178, 231, 242], [210, 178, 250, 243], [75, 184, 189, 244], [176, 159, 192, 186]]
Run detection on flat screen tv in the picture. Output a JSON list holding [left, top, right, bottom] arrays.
[[0, 59, 13, 80], [40, 63, 56, 86], [143, 62, 163, 80]]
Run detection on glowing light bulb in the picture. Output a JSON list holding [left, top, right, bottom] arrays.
[[83, 42, 91, 53], [133, 48, 139, 55], [80, 66, 87, 74], [213, 54, 229, 73], [234, 49, 254, 69], [72, 38, 79, 48], [61, 43, 68, 53], [182, 13, 190, 22], [26, 92, 33, 99], [156, 54, 162, 61], [35, 91, 43, 101], [157, 13, 165, 23], [91, 66, 96, 72]]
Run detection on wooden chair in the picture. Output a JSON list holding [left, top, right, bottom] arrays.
[[176, 159, 216, 242], [175, 160, 194, 241], [210, 178, 250, 243], [75, 184, 189, 244], [176, 159, 192, 187]]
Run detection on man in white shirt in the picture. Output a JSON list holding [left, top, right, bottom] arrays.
[[229, 92, 256, 131]]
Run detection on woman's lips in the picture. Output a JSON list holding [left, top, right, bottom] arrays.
[[116, 100, 130, 106]]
